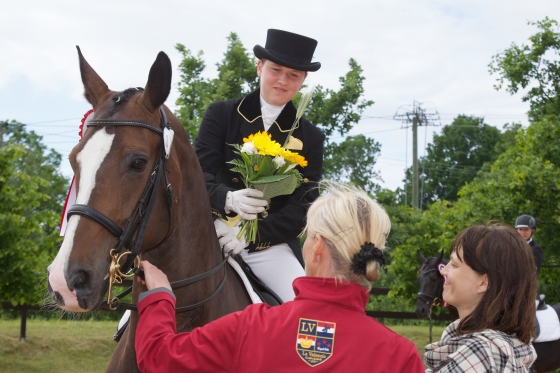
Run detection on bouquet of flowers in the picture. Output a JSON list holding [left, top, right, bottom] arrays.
[[228, 131, 308, 243], [227, 85, 315, 243]]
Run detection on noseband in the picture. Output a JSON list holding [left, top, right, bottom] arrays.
[[417, 265, 443, 309], [66, 107, 228, 312]]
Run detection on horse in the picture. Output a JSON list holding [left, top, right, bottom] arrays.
[[415, 250, 458, 321], [46, 47, 252, 373], [416, 250, 560, 373]]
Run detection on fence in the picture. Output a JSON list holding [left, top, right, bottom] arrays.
[[366, 287, 454, 321], [3, 286, 454, 341]]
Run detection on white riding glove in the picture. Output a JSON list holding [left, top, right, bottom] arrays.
[[214, 219, 248, 254], [225, 188, 268, 221]]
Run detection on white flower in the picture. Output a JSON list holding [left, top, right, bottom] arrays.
[[283, 163, 297, 173], [273, 156, 286, 169], [241, 142, 257, 155]]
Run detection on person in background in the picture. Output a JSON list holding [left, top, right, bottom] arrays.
[[135, 183, 425, 372], [515, 214, 543, 275], [195, 28, 325, 302], [424, 223, 537, 372]]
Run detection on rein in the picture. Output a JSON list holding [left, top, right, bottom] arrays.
[[66, 107, 227, 312]]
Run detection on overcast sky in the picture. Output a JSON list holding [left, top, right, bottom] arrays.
[[1, 0, 557, 190]]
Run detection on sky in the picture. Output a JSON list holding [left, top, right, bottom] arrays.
[[1, 0, 557, 190]]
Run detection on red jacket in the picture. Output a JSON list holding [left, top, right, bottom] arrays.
[[136, 277, 424, 372]]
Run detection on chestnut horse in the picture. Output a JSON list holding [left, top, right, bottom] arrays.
[[416, 251, 560, 373], [47, 48, 251, 372]]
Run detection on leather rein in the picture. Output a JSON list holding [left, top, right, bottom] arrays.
[[66, 107, 228, 313]]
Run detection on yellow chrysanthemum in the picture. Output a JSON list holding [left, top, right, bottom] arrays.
[[281, 149, 308, 168], [243, 131, 283, 157]]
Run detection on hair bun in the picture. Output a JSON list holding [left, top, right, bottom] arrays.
[[350, 242, 385, 275]]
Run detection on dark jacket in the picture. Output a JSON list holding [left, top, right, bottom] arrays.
[[530, 239, 543, 275], [195, 89, 325, 262]]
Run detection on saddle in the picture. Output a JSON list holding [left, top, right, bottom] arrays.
[[228, 253, 283, 306], [113, 254, 282, 342], [534, 295, 560, 343]]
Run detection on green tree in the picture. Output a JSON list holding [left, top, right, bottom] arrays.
[[386, 18, 560, 309], [175, 33, 259, 141], [489, 18, 560, 121], [304, 58, 374, 138], [388, 115, 560, 306], [402, 116, 521, 207], [0, 121, 67, 305], [323, 135, 382, 194]]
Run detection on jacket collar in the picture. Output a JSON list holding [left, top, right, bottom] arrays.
[[237, 89, 299, 145], [293, 277, 369, 311]]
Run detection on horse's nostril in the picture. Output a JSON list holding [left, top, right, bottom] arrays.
[[73, 270, 89, 290]]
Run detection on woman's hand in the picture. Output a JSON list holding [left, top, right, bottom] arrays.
[[137, 260, 171, 291]]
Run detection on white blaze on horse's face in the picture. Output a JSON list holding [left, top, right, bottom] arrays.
[[48, 129, 115, 311]]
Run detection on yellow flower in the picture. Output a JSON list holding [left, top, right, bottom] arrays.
[[281, 149, 308, 168], [254, 165, 259, 171], [244, 131, 283, 157]]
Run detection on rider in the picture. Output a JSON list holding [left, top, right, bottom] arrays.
[[515, 214, 543, 275], [195, 29, 325, 302]]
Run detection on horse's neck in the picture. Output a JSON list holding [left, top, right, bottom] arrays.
[[138, 141, 251, 326]]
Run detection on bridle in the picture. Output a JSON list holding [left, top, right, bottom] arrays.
[[66, 107, 228, 312], [417, 264, 443, 311]]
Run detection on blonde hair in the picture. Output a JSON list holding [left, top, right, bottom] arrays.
[[304, 182, 391, 290]]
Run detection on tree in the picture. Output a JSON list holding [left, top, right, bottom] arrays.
[[385, 19, 560, 308], [401, 115, 521, 207], [323, 135, 382, 194], [388, 115, 560, 306], [174, 32, 377, 192], [489, 18, 560, 122], [304, 58, 374, 138], [175, 33, 259, 141], [0, 121, 67, 305]]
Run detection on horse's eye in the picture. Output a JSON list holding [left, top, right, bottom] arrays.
[[130, 158, 147, 171]]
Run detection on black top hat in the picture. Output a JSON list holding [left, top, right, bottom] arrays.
[[254, 29, 321, 72]]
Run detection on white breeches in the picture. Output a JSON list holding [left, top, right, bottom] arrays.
[[239, 243, 305, 302]]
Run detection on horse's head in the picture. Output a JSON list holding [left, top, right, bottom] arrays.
[[47, 47, 187, 312], [415, 249, 446, 319]]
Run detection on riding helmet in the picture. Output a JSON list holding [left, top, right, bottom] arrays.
[[514, 214, 536, 229]]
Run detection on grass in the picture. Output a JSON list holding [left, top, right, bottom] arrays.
[[389, 324, 446, 353], [2, 320, 554, 372], [0, 320, 116, 373], [0, 319, 443, 372]]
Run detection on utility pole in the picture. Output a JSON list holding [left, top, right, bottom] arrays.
[[394, 101, 439, 209]]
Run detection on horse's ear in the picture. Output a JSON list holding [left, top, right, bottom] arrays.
[[417, 250, 426, 264], [141, 52, 172, 112], [436, 249, 444, 263], [77, 46, 109, 108]]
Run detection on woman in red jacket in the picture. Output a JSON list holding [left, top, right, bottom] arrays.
[[135, 183, 425, 372]]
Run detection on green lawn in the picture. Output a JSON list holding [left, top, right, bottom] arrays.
[[3, 319, 545, 372], [0, 320, 116, 373], [0, 319, 443, 372], [390, 324, 445, 353]]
